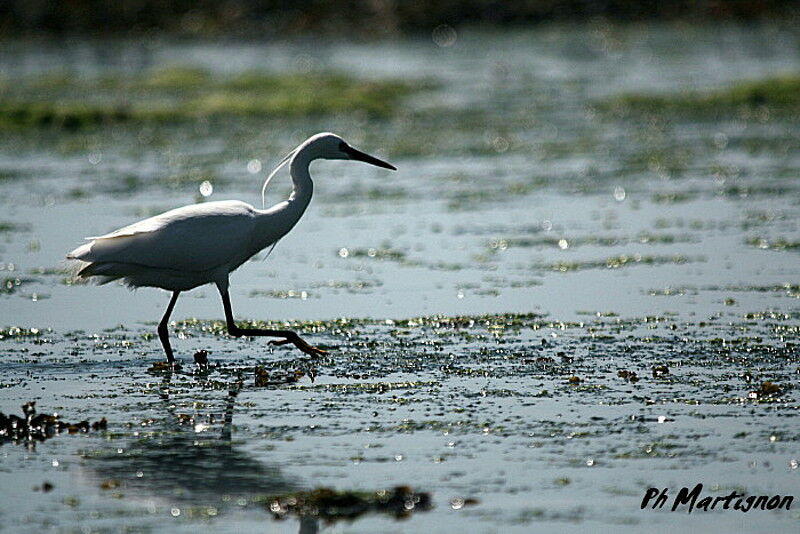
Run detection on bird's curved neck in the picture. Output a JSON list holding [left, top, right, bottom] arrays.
[[251, 149, 314, 255], [289, 149, 314, 202]]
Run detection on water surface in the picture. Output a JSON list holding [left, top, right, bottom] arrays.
[[1, 23, 799, 532]]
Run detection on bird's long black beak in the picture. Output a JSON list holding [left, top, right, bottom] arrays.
[[345, 146, 397, 171]]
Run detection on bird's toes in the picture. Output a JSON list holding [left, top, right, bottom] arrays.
[[303, 345, 328, 357], [269, 336, 328, 357]]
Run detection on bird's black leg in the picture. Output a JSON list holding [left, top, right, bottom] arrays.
[[219, 288, 327, 357], [158, 291, 181, 363]]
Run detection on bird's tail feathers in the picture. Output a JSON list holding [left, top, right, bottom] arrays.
[[71, 261, 124, 285], [66, 242, 93, 261]]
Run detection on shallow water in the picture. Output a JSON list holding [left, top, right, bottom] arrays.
[[1, 23, 800, 532]]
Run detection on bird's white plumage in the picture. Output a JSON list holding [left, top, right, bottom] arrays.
[[68, 200, 278, 290], [72, 201, 254, 268]]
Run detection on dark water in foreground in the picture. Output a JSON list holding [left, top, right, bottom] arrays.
[[1, 24, 799, 532]]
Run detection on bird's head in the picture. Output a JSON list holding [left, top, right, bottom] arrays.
[[303, 132, 397, 170], [261, 133, 396, 208]]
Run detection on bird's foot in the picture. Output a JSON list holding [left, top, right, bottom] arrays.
[[269, 335, 328, 357], [148, 360, 183, 373]]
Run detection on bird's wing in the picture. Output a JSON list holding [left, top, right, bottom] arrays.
[[68, 201, 257, 273]]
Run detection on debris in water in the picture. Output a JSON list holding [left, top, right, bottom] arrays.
[[100, 479, 121, 490], [749, 381, 783, 399], [194, 349, 210, 372], [617, 370, 640, 383], [266, 486, 432, 521], [255, 365, 271, 387], [450, 496, 480, 509], [0, 401, 107, 446], [147, 361, 182, 373], [652, 365, 670, 377], [33, 482, 54, 492], [254, 366, 310, 387]]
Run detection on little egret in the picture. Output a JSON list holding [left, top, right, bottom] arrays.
[[67, 132, 396, 363]]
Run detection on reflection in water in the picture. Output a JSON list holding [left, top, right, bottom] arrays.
[[84, 373, 431, 532], [86, 375, 300, 513]]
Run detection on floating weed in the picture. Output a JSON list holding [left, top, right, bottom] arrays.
[[337, 247, 406, 262], [650, 283, 800, 298], [335, 247, 466, 272], [746, 236, 800, 251], [490, 232, 694, 251], [0, 326, 44, 339], [617, 370, 640, 383], [2, 311, 798, 442], [309, 279, 383, 294], [0, 221, 31, 233], [249, 289, 313, 300], [27, 266, 86, 286], [646, 286, 697, 296], [535, 254, 701, 273], [651, 192, 698, 204], [721, 184, 798, 199], [721, 283, 800, 297], [0, 277, 36, 295], [483, 276, 542, 289], [254, 365, 308, 387], [290, 381, 437, 395]]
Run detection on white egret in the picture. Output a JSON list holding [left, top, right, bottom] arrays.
[[67, 132, 396, 363]]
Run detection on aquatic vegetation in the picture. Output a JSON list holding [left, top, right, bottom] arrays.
[[535, 254, 700, 272], [337, 246, 407, 261], [724, 284, 800, 297], [147, 361, 182, 373], [0, 67, 427, 130], [1, 308, 799, 529], [0, 276, 35, 295], [746, 236, 800, 251], [617, 370, 640, 383], [0, 221, 30, 233], [249, 289, 314, 299], [489, 232, 694, 251], [254, 365, 310, 387], [0, 326, 45, 339], [310, 278, 383, 294], [598, 74, 800, 119], [651, 192, 697, 204]]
